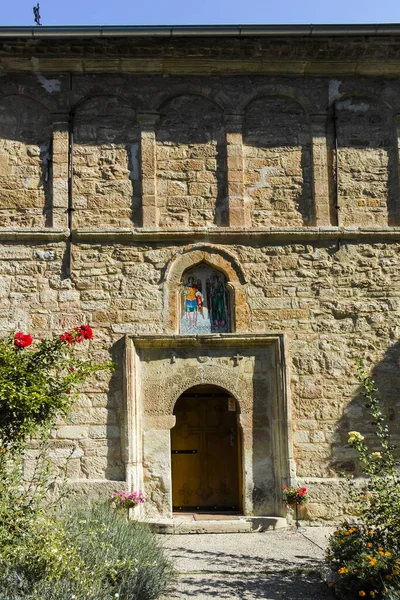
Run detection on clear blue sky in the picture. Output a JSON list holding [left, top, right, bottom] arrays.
[[1, 0, 400, 27]]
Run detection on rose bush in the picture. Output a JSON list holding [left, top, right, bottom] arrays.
[[0, 325, 108, 450], [0, 327, 175, 600]]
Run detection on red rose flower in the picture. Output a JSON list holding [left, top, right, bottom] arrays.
[[76, 325, 93, 340], [14, 332, 33, 349], [60, 331, 74, 345]]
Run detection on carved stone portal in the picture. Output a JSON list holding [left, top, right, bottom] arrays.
[[123, 334, 294, 519]]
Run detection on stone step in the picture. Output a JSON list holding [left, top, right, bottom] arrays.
[[147, 516, 287, 534]]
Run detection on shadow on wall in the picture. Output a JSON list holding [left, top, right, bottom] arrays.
[[243, 95, 314, 227], [333, 96, 398, 227], [0, 95, 52, 228], [156, 94, 228, 228], [331, 341, 400, 478], [89, 336, 126, 481], [73, 96, 141, 227]]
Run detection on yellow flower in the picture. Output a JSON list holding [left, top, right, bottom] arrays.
[[370, 592, 375, 597], [367, 543, 373, 548], [348, 431, 365, 443], [338, 567, 349, 575], [385, 575, 392, 581], [359, 592, 366, 597], [393, 570, 399, 575], [370, 452, 382, 460], [385, 552, 391, 557], [368, 530, 374, 535], [378, 547, 384, 552]]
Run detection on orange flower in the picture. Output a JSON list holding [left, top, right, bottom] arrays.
[[385, 575, 392, 581], [370, 592, 375, 597], [385, 552, 391, 557], [367, 543, 373, 548], [359, 592, 366, 597], [368, 530, 374, 535]]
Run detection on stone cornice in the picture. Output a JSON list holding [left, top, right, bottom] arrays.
[[71, 226, 400, 244], [0, 228, 69, 242], [2, 57, 400, 76], [1, 226, 400, 244]]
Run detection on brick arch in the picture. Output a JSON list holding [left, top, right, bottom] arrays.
[[164, 244, 250, 334]]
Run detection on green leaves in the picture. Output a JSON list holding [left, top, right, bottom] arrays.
[[0, 331, 112, 451]]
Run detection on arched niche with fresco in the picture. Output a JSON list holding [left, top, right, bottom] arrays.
[[180, 264, 231, 334]]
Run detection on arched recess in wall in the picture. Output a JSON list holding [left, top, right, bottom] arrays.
[[156, 94, 227, 228], [0, 94, 52, 228], [72, 95, 140, 228], [333, 95, 397, 226], [243, 95, 313, 227], [164, 244, 249, 334]]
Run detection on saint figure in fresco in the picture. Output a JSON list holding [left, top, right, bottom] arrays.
[[182, 276, 203, 330], [207, 273, 228, 329]]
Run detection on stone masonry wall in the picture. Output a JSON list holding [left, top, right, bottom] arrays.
[[73, 96, 140, 228], [244, 96, 313, 227], [335, 97, 396, 226], [156, 95, 226, 227], [1, 239, 400, 521], [1, 36, 400, 520], [0, 95, 52, 227]]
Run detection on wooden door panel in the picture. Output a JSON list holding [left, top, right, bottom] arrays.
[[171, 394, 239, 511]]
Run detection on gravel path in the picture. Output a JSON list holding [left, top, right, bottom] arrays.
[[163, 527, 336, 599]]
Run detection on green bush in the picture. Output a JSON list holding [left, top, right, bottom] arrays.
[[326, 361, 400, 599], [64, 503, 175, 599], [0, 504, 174, 600], [0, 328, 173, 599]]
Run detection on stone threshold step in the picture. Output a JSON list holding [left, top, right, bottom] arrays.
[[147, 516, 287, 534]]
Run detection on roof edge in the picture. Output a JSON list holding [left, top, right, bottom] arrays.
[[1, 23, 400, 39]]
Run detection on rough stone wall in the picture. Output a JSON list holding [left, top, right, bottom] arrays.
[[335, 97, 396, 226], [73, 96, 140, 228], [156, 95, 226, 227], [244, 96, 313, 227], [0, 96, 52, 227], [1, 239, 400, 521]]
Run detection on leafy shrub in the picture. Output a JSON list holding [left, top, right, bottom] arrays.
[[0, 328, 173, 600], [326, 361, 400, 599], [0, 326, 110, 450], [63, 503, 175, 600], [0, 504, 175, 600]]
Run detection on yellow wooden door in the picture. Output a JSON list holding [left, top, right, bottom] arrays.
[[171, 394, 240, 511]]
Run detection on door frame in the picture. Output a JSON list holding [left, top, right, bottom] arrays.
[[123, 334, 295, 519]]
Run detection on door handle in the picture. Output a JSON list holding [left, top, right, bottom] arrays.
[[171, 450, 198, 454]]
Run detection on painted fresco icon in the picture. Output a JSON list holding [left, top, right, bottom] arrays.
[[180, 264, 230, 334]]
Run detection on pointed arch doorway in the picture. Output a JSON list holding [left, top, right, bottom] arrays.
[[171, 384, 242, 512]]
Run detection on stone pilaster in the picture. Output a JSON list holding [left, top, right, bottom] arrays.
[[310, 114, 331, 226], [394, 114, 400, 225], [225, 113, 250, 228], [51, 120, 69, 229], [137, 112, 159, 228]]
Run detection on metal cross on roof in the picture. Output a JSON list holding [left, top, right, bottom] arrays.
[[33, 4, 42, 26]]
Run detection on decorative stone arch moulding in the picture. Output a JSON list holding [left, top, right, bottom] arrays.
[[0, 92, 54, 115], [151, 85, 228, 113], [163, 243, 250, 334], [238, 85, 314, 117]]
